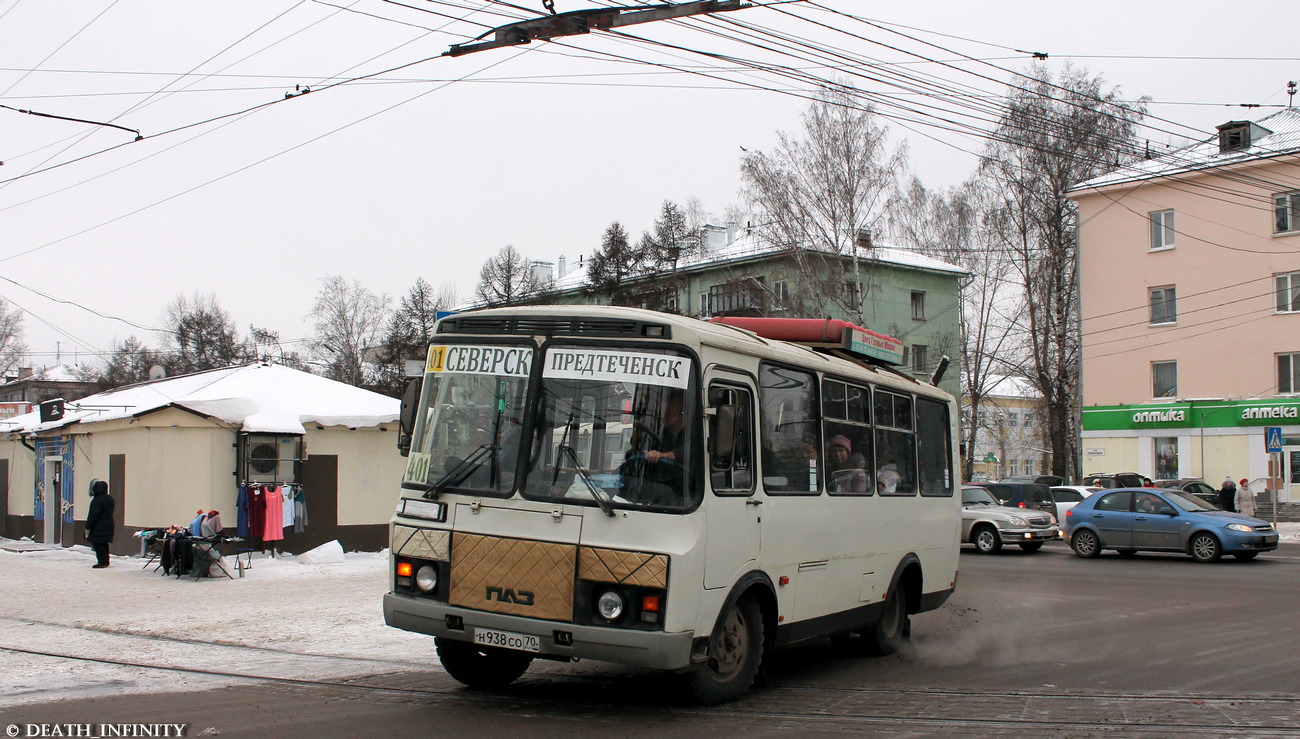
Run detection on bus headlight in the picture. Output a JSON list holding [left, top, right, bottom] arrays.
[[415, 564, 439, 592], [597, 590, 625, 620]]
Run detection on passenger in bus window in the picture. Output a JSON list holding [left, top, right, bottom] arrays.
[[826, 435, 869, 493], [877, 464, 901, 494]]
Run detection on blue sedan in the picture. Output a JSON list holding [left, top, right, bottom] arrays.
[[1064, 487, 1279, 562]]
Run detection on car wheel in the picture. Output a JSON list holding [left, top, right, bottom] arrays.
[[1189, 532, 1222, 563], [685, 596, 765, 705], [1234, 551, 1259, 561], [436, 637, 533, 690], [1071, 529, 1101, 558], [972, 525, 1002, 554], [1018, 542, 1044, 552]]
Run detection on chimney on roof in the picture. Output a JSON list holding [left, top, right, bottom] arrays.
[[856, 229, 873, 250], [18, 367, 33, 380], [530, 260, 554, 284], [558, 255, 567, 277]]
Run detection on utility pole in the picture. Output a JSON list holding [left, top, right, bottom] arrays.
[[446, 1, 748, 57]]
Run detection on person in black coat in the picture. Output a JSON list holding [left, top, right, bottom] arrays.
[[85, 479, 115, 568]]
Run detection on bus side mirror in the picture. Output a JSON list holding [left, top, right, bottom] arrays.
[[398, 377, 423, 457], [713, 404, 737, 464]]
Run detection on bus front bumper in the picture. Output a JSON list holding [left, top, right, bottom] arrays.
[[384, 593, 697, 671]]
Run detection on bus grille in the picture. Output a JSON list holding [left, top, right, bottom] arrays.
[[438, 315, 669, 339], [449, 533, 575, 622]]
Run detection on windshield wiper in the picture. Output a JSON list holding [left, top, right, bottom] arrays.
[[426, 443, 495, 499], [557, 443, 615, 517]]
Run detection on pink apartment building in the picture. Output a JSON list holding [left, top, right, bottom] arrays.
[[1068, 108, 1300, 502]]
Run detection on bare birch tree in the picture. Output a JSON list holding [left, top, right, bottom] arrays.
[[893, 177, 1024, 479], [0, 299, 26, 379], [741, 83, 906, 323], [162, 292, 253, 374], [980, 63, 1147, 480], [309, 275, 390, 387]]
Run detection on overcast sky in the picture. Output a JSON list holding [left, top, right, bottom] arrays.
[[1, 0, 1297, 369]]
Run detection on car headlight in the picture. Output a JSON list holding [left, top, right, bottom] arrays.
[[1007, 516, 1026, 526], [597, 590, 625, 620], [1226, 523, 1254, 533], [415, 564, 439, 592]]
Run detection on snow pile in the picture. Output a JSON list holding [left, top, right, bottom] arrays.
[[0, 539, 434, 708]]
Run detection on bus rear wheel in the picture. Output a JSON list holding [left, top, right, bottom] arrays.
[[686, 596, 764, 705], [865, 586, 909, 656], [435, 637, 533, 690]]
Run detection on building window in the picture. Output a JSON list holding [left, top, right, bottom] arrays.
[[1023, 411, 1035, 429], [1279, 353, 1300, 394], [1277, 192, 1300, 234], [1150, 210, 1175, 250], [1155, 437, 1178, 479], [698, 292, 712, 317], [1276, 272, 1300, 313], [911, 344, 927, 373], [1152, 361, 1177, 398], [772, 279, 789, 309], [911, 291, 925, 320], [709, 277, 765, 316], [845, 280, 862, 307], [1007, 410, 1019, 427], [1150, 286, 1177, 325]]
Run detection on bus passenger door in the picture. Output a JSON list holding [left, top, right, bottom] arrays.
[[704, 377, 761, 590]]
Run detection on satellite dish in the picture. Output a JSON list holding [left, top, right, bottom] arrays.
[[148, 365, 166, 380]]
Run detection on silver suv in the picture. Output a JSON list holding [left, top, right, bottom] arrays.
[[961, 485, 1060, 554]]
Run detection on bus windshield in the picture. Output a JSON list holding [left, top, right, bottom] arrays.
[[523, 344, 699, 512], [402, 343, 532, 496]]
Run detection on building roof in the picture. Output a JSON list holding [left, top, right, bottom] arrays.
[[1069, 108, 1300, 193], [541, 230, 967, 295], [1, 362, 398, 435], [3, 364, 87, 384]]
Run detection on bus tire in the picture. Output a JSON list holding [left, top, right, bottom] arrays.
[[863, 586, 910, 656], [435, 637, 533, 690], [686, 595, 764, 705]]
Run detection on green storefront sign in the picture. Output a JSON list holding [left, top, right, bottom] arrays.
[[1083, 399, 1300, 431]]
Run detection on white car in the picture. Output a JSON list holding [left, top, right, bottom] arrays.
[[1050, 485, 1103, 522], [961, 485, 1061, 554]]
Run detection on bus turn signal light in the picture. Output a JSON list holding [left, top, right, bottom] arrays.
[[396, 562, 413, 577], [641, 595, 661, 613]]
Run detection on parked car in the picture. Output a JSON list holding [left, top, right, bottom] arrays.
[[1153, 478, 1221, 506], [1064, 487, 1278, 562], [969, 481, 1057, 518], [998, 474, 1066, 487], [1050, 485, 1102, 522], [1081, 472, 1146, 489], [961, 485, 1061, 554]]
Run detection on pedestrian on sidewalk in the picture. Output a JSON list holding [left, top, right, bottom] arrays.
[[85, 479, 115, 568], [1236, 478, 1257, 517], [1218, 477, 1237, 512]]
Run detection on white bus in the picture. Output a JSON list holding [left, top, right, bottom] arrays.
[[384, 305, 959, 704]]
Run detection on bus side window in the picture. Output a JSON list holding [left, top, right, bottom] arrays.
[[709, 385, 754, 494]]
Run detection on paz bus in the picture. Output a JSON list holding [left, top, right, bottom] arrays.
[[383, 305, 959, 704]]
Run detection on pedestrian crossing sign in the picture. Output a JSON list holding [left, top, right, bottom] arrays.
[[1265, 426, 1283, 453]]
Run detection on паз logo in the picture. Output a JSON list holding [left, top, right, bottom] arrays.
[[485, 586, 534, 606]]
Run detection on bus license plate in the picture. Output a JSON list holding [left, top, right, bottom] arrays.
[[473, 628, 541, 653]]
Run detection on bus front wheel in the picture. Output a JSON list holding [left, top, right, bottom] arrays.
[[686, 596, 764, 705], [435, 637, 533, 690]]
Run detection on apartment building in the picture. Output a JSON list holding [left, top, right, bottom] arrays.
[[1067, 108, 1300, 500]]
